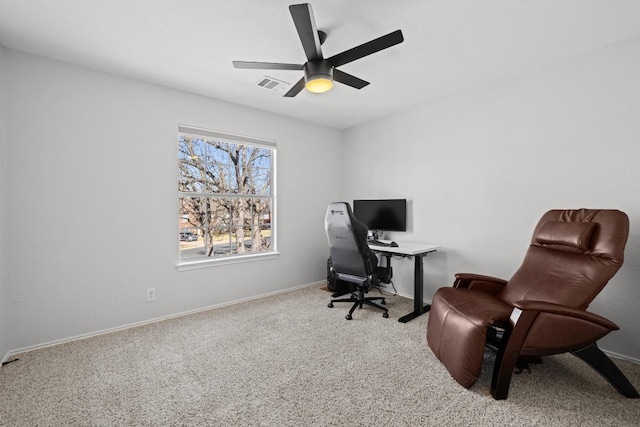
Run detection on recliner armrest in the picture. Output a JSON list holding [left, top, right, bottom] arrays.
[[513, 300, 619, 330], [454, 273, 508, 295], [511, 300, 620, 355]]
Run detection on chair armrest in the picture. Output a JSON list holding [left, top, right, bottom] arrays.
[[453, 273, 508, 295], [506, 300, 619, 356], [513, 300, 619, 330], [336, 273, 368, 286]]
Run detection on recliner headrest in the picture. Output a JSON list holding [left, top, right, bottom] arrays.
[[535, 220, 596, 252]]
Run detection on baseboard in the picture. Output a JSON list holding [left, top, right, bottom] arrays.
[[374, 281, 432, 304], [3, 280, 324, 361], [5, 284, 639, 367], [602, 348, 640, 364]]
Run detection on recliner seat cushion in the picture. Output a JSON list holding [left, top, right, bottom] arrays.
[[427, 288, 512, 388]]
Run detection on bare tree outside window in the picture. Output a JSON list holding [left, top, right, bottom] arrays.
[[178, 127, 275, 262]]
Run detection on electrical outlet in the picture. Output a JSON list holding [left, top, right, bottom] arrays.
[[146, 288, 156, 302]]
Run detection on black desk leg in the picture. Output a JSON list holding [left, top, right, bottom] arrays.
[[398, 254, 431, 323]]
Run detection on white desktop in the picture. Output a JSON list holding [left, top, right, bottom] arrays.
[[367, 239, 440, 323]]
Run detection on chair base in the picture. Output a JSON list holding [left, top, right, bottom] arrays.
[[572, 343, 640, 398], [490, 316, 640, 400], [328, 290, 388, 320]]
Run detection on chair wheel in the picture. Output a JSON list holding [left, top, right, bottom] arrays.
[[346, 314, 352, 320], [383, 312, 389, 318], [328, 302, 333, 308], [380, 299, 386, 305]]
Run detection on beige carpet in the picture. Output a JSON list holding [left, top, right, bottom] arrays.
[[1, 285, 640, 426]]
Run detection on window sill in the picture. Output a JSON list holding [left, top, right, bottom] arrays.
[[176, 251, 280, 271]]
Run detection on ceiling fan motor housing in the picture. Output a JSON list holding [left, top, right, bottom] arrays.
[[304, 60, 333, 85]]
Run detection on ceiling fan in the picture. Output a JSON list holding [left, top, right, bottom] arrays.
[[232, 3, 404, 97]]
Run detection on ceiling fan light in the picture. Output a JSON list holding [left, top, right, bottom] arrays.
[[305, 77, 333, 93], [303, 60, 334, 94]]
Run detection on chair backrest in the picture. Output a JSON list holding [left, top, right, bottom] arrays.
[[498, 209, 629, 310], [325, 202, 373, 280]]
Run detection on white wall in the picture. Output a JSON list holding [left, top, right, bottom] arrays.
[[342, 36, 640, 360], [4, 36, 640, 361], [3, 50, 342, 351], [0, 46, 9, 360]]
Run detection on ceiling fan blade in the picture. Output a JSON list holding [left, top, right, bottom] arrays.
[[233, 61, 303, 70], [283, 77, 306, 97], [289, 3, 323, 61], [327, 29, 404, 67], [333, 69, 369, 89]]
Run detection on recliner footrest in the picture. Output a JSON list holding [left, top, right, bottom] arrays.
[[427, 288, 512, 388]]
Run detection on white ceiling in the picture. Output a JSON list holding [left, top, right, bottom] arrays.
[[1, 1, 640, 130]]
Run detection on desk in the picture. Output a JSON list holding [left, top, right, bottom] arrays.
[[368, 241, 440, 323]]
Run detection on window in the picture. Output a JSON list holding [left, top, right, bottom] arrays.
[[178, 125, 276, 268]]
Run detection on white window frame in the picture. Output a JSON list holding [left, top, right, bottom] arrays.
[[177, 125, 278, 270]]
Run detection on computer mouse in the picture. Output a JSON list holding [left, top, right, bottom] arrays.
[[389, 241, 399, 247]]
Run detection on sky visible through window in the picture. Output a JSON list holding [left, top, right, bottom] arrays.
[[178, 133, 274, 262]]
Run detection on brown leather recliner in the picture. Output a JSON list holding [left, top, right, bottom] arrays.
[[427, 209, 639, 400]]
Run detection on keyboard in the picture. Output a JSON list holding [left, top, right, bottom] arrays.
[[368, 239, 389, 247]]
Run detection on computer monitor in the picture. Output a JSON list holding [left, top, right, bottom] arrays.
[[353, 199, 407, 232]]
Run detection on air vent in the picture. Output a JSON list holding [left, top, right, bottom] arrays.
[[255, 76, 290, 93]]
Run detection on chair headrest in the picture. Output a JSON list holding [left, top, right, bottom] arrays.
[[531, 209, 628, 261], [535, 221, 596, 252]]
